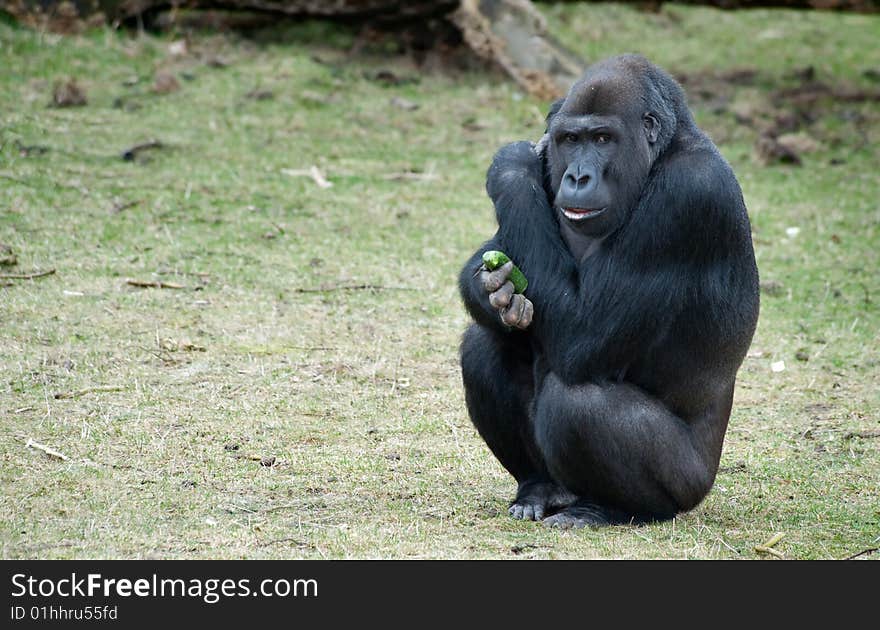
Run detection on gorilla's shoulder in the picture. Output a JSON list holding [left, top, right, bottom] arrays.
[[659, 141, 742, 208]]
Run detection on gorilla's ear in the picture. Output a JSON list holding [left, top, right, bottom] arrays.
[[644, 114, 661, 144], [545, 98, 565, 131]]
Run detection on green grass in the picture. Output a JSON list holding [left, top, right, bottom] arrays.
[[1, 3, 878, 559]]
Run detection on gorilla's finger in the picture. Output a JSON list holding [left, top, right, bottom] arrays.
[[533, 133, 550, 158], [522, 505, 535, 521], [518, 298, 535, 328], [488, 282, 514, 309], [534, 505, 545, 521], [514, 298, 534, 330], [482, 260, 513, 292], [501, 294, 527, 327], [510, 504, 524, 520]]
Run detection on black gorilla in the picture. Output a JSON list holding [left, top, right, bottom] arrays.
[[459, 55, 760, 528]]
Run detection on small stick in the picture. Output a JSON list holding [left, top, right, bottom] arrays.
[[842, 547, 878, 560], [754, 545, 785, 559], [754, 532, 786, 558], [281, 166, 333, 188], [844, 429, 880, 439], [0, 268, 56, 280], [112, 199, 142, 213], [230, 453, 276, 467], [121, 140, 163, 161], [231, 453, 263, 462], [155, 270, 211, 279], [308, 165, 332, 188], [53, 386, 124, 400], [257, 537, 310, 548], [761, 532, 786, 549], [126, 278, 186, 289], [294, 284, 414, 293], [25, 438, 69, 461], [381, 172, 439, 181]]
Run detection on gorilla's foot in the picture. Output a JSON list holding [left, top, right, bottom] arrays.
[[508, 479, 577, 521], [541, 501, 634, 529]]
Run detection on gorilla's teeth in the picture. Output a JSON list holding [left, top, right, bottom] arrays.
[[563, 207, 605, 221]]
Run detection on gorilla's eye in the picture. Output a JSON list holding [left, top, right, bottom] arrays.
[[595, 133, 612, 144], [564, 132, 579, 144]]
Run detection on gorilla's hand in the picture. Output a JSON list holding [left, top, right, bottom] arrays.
[[486, 141, 543, 208], [533, 133, 550, 159], [478, 260, 533, 330]]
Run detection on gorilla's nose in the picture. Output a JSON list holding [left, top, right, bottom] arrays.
[[565, 173, 590, 190], [564, 172, 591, 188], [561, 164, 597, 198]]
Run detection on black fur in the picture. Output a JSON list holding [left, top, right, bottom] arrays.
[[459, 55, 759, 527]]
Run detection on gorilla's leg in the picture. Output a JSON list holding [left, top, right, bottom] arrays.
[[533, 373, 730, 528], [460, 325, 575, 520]]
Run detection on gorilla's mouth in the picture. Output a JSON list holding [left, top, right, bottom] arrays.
[[561, 207, 607, 221]]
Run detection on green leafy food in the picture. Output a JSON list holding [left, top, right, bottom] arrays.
[[482, 250, 528, 294]]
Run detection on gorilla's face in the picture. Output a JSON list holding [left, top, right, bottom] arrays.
[[546, 63, 661, 237]]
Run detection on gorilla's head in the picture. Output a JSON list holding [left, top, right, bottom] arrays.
[[544, 55, 687, 237]]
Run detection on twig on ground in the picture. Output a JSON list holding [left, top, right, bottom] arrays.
[[154, 270, 210, 287], [121, 139, 163, 161], [294, 284, 414, 293], [112, 199, 142, 213], [289, 346, 335, 352], [126, 278, 186, 289], [754, 532, 785, 558], [754, 545, 785, 559], [381, 171, 439, 181], [0, 268, 56, 280], [309, 165, 332, 188], [25, 438, 69, 461], [53, 386, 124, 400], [280, 166, 333, 188], [842, 547, 878, 560], [844, 429, 880, 439], [257, 537, 312, 548], [230, 453, 276, 467], [761, 532, 786, 548]]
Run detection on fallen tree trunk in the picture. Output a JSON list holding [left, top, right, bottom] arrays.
[[5, 0, 875, 24], [5, 0, 587, 98], [3, 0, 459, 24], [4, 0, 876, 99]]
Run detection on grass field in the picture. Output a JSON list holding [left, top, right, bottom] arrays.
[[1, 3, 878, 559]]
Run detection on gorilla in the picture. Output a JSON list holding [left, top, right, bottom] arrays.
[[459, 55, 760, 528]]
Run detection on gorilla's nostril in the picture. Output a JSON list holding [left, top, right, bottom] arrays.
[[565, 173, 590, 188]]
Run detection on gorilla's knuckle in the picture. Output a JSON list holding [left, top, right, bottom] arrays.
[[489, 290, 510, 309], [482, 275, 499, 292]]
